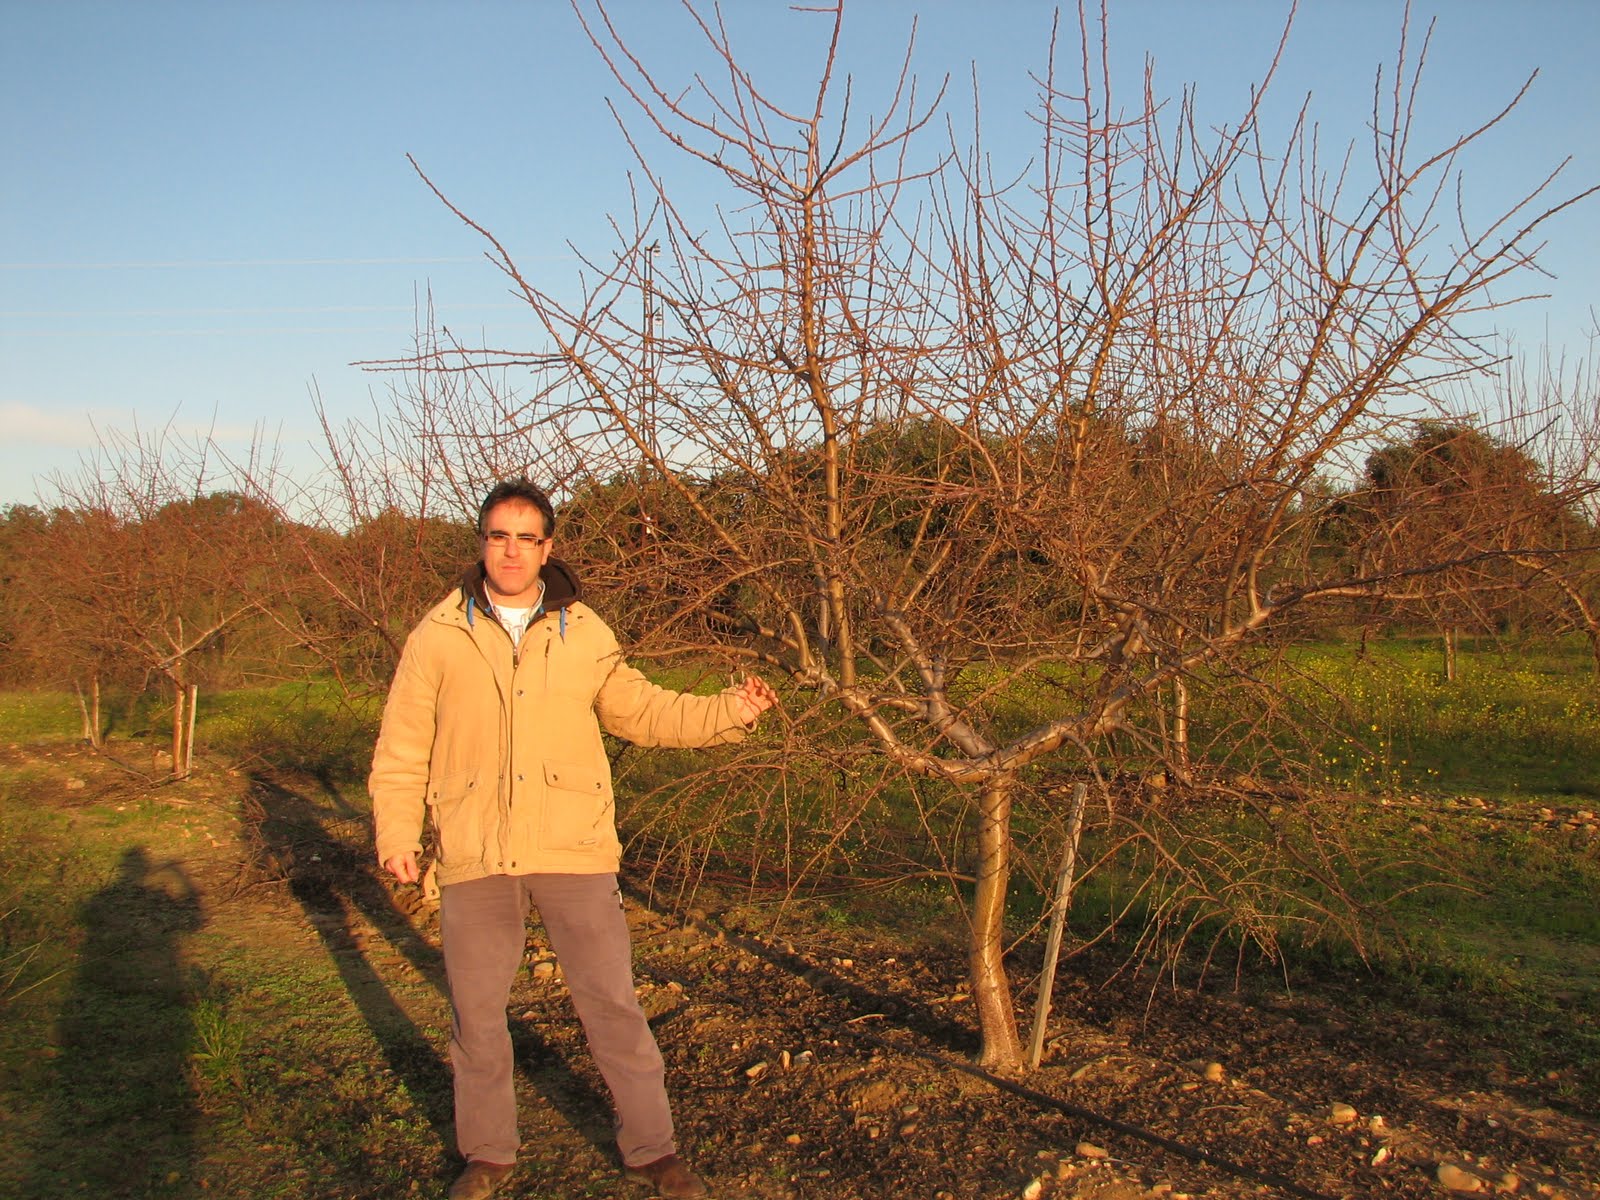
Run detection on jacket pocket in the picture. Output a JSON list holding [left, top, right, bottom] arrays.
[[427, 768, 485, 868], [539, 759, 616, 852]]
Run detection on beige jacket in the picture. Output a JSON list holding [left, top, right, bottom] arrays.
[[370, 562, 749, 887]]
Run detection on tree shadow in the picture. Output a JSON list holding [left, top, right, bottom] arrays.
[[620, 876, 981, 1057], [245, 772, 455, 1146], [28, 846, 204, 1197], [508, 1016, 620, 1161], [244, 771, 619, 1165]]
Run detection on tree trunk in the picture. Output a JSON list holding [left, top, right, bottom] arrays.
[[969, 775, 1023, 1070], [1442, 625, 1458, 682], [1171, 676, 1191, 779]]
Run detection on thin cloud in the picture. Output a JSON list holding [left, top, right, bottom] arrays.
[[2, 402, 112, 447], [0, 403, 267, 449]]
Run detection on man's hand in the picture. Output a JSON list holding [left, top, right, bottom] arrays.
[[384, 851, 420, 884], [730, 673, 779, 726]]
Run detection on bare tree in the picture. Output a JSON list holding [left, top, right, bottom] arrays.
[[372, 2, 1596, 1069], [234, 312, 537, 701], [39, 426, 275, 777], [1335, 418, 1591, 677], [1495, 340, 1600, 673]]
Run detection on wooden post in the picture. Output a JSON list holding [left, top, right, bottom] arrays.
[[185, 684, 199, 777], [1028, 781, 1088, 1070], [75, 680, 93, 743], [170, 682, 186, 779]]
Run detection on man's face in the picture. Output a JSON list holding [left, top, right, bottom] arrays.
[[480, 499, 553, 605]]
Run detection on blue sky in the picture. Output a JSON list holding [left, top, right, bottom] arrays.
[[3, 0, 1596, 509]]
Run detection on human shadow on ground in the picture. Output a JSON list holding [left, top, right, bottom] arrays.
[[28, 846, 204, 1198]]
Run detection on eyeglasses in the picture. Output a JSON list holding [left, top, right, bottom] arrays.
[[482, 531, 551, 549]]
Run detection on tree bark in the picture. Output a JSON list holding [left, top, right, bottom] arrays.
[[969, 775, 1023, 1070], [1171, 676, 1191, 777]]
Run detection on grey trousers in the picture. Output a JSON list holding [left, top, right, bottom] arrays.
[[438, 872, 675, 1168]]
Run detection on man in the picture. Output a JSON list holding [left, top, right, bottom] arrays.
[[371, 478, 777, 1200]]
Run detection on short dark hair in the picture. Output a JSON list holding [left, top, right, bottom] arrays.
[[477, 477, 556, 537]]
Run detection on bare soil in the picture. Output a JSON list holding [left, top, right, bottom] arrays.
[[8, 744, 1600, 1200], [244, 765, 1600, 1200]]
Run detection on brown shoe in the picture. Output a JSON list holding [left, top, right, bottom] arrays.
[[448, 1160, 514, 1200], [624, 1153, 710, 1198]]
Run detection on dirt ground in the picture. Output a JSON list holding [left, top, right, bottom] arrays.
[[242, 765, 1600, 1200], [10, 744, 1600, 1200]]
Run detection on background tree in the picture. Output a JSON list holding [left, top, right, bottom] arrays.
[[0, 504, 122, 743], [36, 429, 282, 776], [1335, 419, 1587, 677], [1497, 341, 1600, 674], [236, 366, 494, 700]]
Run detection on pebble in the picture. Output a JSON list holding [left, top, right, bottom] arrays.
[[1076, 1142, 1108, 1159], [1438, 1163, 1485, 1193], [1329, 1102, 1358, 1124], [531, 961, 556, 982], [1021, 1179, 1043, 1200], [1203, 1062, 1225, 1083], [745, 1061, 769, 1080]]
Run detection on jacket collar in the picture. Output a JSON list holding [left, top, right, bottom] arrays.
[[456, 557, 582, 626]]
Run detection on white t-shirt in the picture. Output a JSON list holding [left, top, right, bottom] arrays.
[[495, 605, 534, 647], [493, 583, 545, 647]]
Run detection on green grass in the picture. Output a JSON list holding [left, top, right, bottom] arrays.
[[0, 635, 1598, 1186], [0, 678, 382, 782], [1282, 635, 1600, 801], [0, 751, 451, 1199], [0, 691, 83, 741], [198, 680, 381, 779], [1029, 639, 1600, 1107]]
